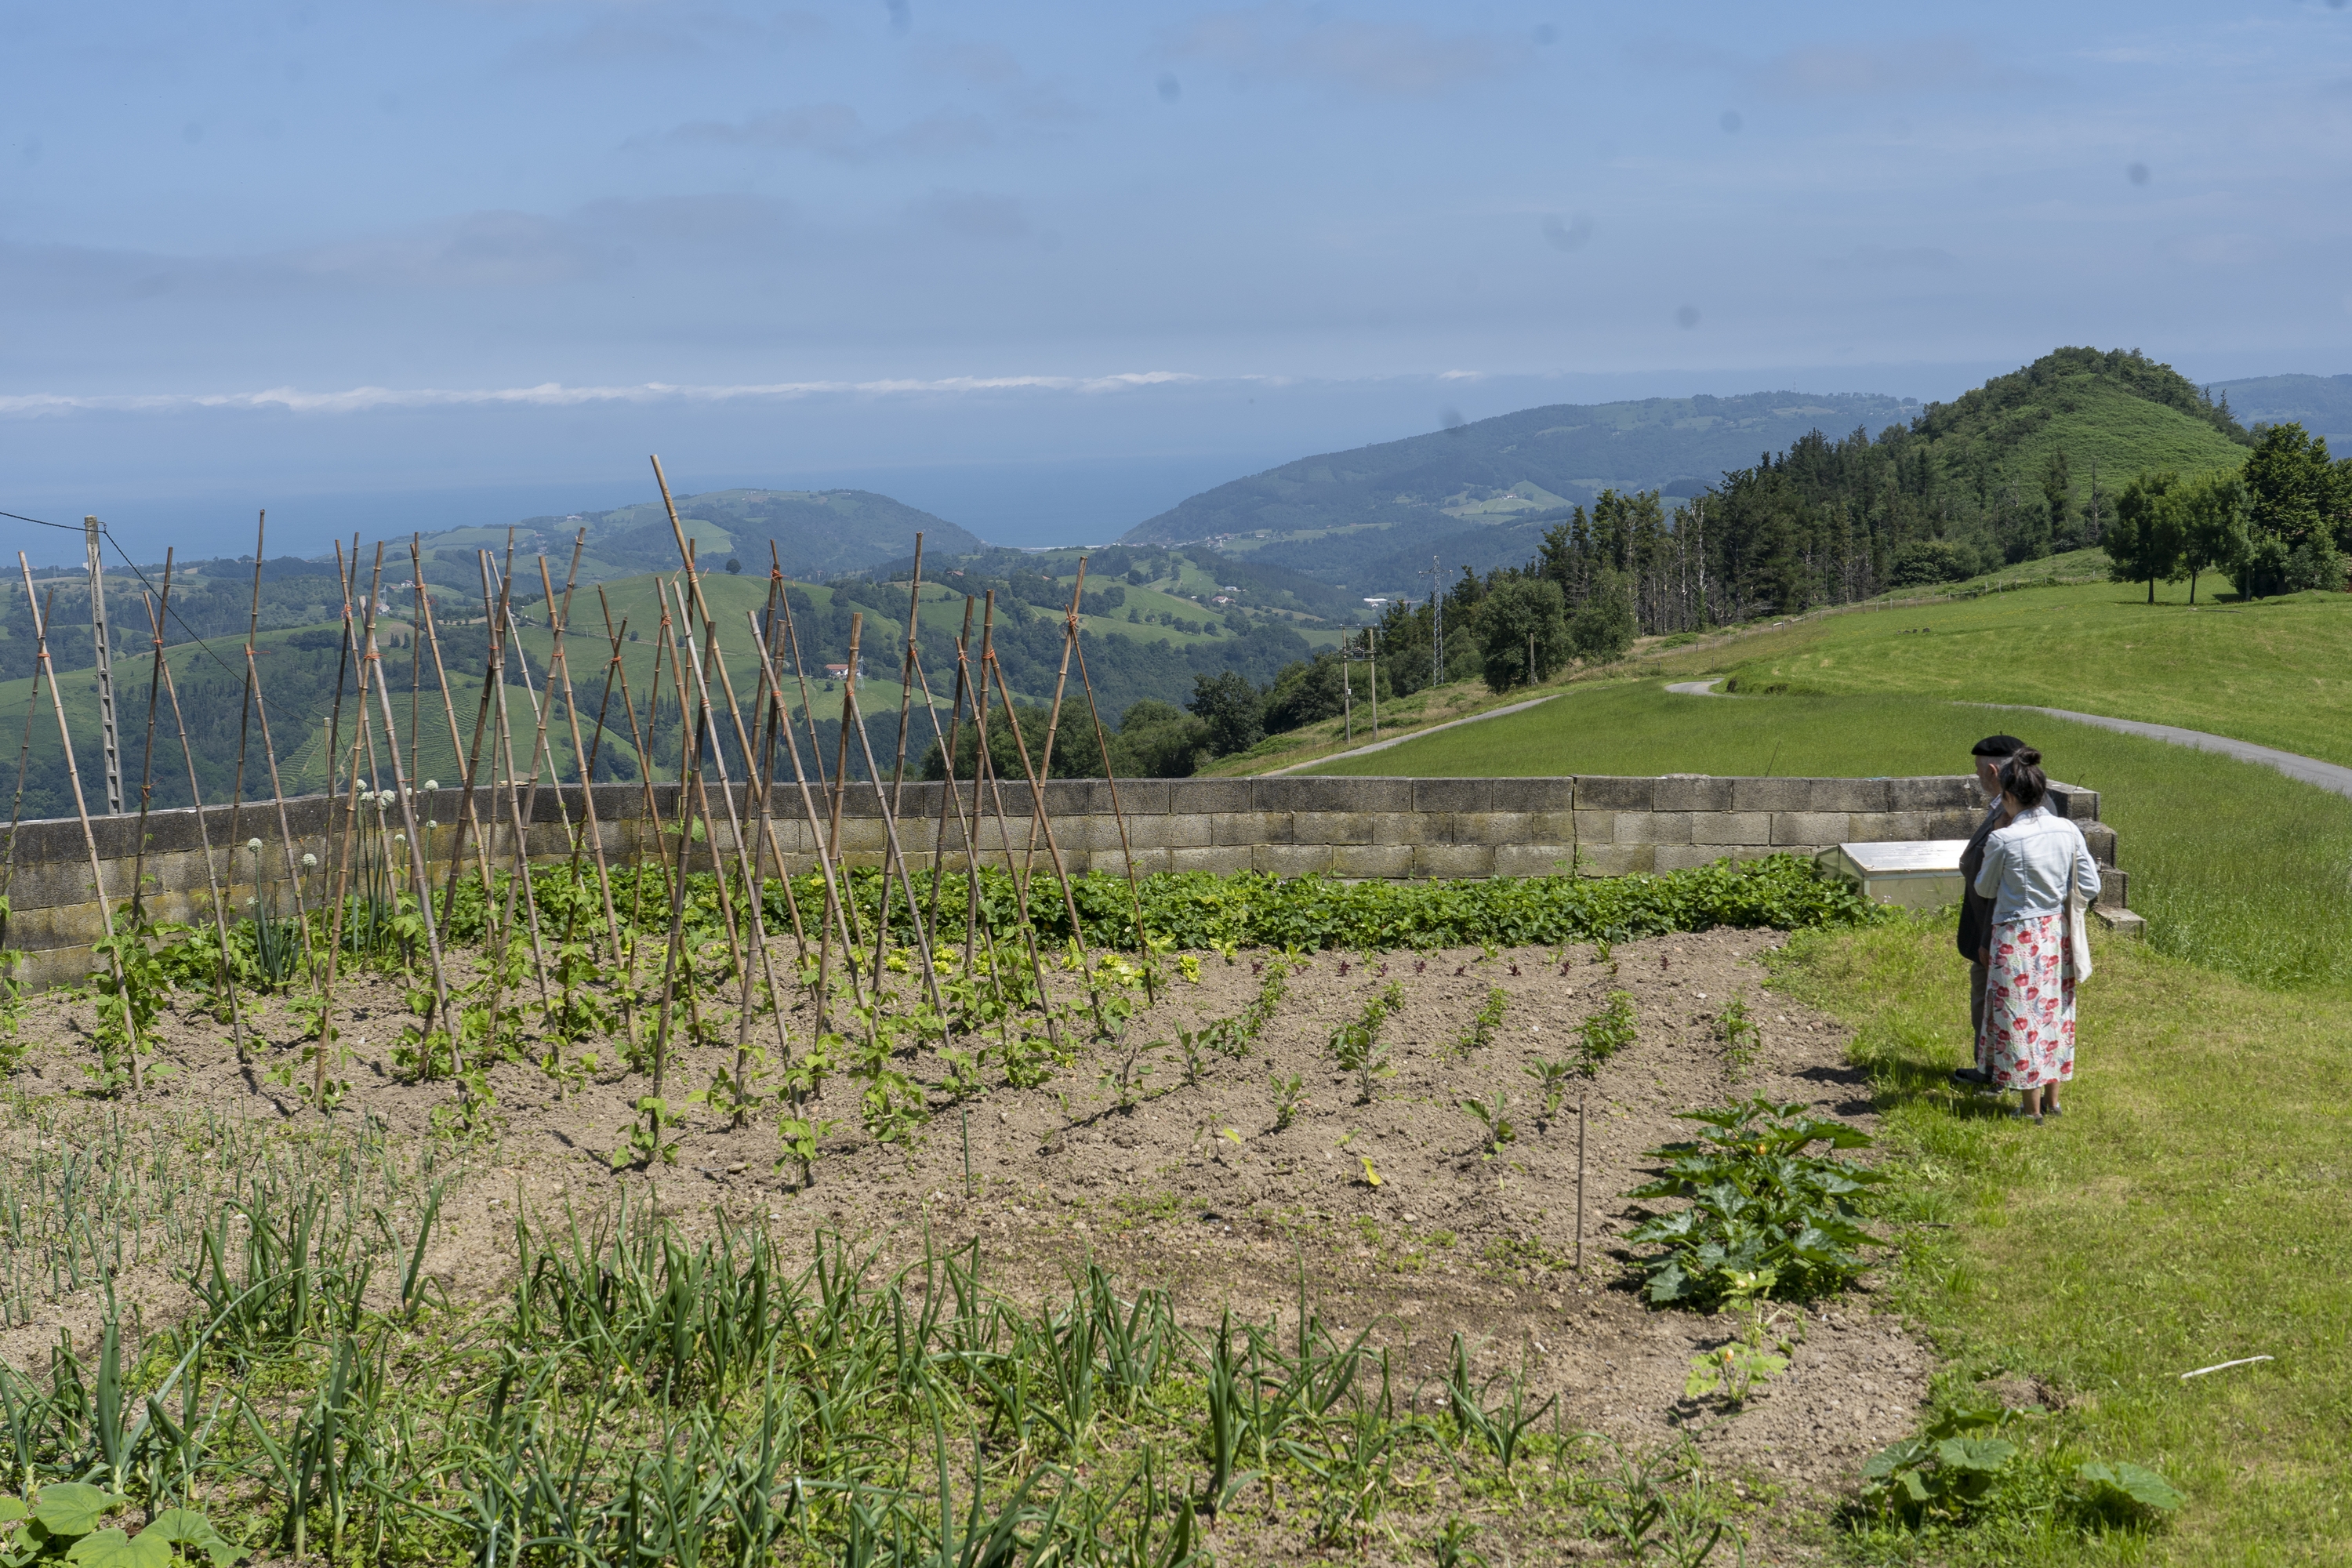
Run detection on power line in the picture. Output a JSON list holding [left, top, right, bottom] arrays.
[[3, 505, 256, 685]]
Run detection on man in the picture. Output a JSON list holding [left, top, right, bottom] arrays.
[[1952, 734, 2025, 1088]]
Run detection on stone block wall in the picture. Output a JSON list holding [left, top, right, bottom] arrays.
[[0, 773, 2119, 990]]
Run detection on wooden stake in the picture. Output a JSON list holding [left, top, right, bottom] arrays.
[[126, 553, 176, 919], [1071, 630, 1156, 1003], [538, 544, 623, 964], [358, 555, 456, 1079], [151, 596, 248, 1062], [16, 554, 136, 1091], [926, 595, 978, 948], [1575, 1087, 1587, 1276]]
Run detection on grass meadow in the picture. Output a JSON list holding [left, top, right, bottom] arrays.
[[1305, 681, 2352, 993], [1773, 921, 2352, 1566], [1652, 577, 2352, 770]]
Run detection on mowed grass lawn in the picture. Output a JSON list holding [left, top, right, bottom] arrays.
[[1654, 577, 2352, 769], [1775, 924, 2352, 1566], [1305, 681, 2352, 991]]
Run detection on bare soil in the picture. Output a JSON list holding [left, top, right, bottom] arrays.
[[7, 927, 1934, 1547]]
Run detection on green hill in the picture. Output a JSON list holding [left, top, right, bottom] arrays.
[[508, 488, 982, 584]]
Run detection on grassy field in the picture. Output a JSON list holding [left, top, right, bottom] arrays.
[[1650, 577, 2352, 770], [1304, 681, 2352, 993], [1774, 921, 2352, 1566]]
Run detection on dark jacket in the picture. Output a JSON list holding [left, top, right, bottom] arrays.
[[1955, 799, 2009, 961]]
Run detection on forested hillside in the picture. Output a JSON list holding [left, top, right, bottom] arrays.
[[1116, 390, 1918, 587]]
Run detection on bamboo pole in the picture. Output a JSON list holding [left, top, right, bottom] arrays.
[[412, 538, 497, 916], [538, 541, 622, 964], [926, 595, 978, 947], [314, 713, 369, 1109], [1019, 562, 1087, 887], [964, 595, 1063, 1049], [125, 553, 175, 920], [242, 530, 310, 943], [3, 588, 55, 897], [479, 551, 552, 1004], [871, 535, 927, 986], [436, 550, 506, 933], [812, 613, 865, 1025], [358, 548, 456, 1078], [988, 645, 1089, 957], [16, 554, 137, 1091], [151, 596, 248, 1062], [837, 612, 949, 1033], [1071, 629, 1156, 1004]]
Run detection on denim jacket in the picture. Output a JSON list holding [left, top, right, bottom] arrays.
[[1974, 804, 2101, 926]]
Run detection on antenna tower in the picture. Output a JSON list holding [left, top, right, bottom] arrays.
[[85, 516, 123, 813]]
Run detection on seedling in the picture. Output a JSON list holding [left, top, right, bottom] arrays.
[[1461, 1092, 1515, 1157], [1270, 1072, 1306, 1131], [1578, 990, 1637, 1075], [1715, 996, 1762, 1077], [612, 1094, 681, 1170], [777, 1113, 840, 1189], [1523, 1057, 1574, 1126], [1457, 987, 1506, 1054], [1099, 1038, 1160, 1112]]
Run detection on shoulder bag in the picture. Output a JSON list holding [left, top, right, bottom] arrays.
[[2065, 823, 2095, 982]]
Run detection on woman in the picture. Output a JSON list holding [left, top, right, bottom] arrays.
[[1973, 748, 2100, 1122]]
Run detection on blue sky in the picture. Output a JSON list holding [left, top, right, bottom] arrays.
[[7, 1, 2352, 561]]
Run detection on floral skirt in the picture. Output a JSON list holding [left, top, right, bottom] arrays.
[[1980, 913, 2075, 1090]]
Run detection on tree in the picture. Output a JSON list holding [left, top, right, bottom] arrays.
[[1570, 568, 1636, 663], [2106, 471, 2184, 603], [1475, 577, 1571, 693], [2242, 423, 2335, 554], [2176, 473, 2249, 604], [1186, 670, 1264, 757], [2042, 448, 2075, 546], [1105, 699, 1210, 777], [725, 557, 743, 575]]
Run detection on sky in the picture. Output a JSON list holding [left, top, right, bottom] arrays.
[[6, 0, 2352, 564]]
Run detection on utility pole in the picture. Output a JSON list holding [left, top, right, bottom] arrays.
[[85, 516, 123, 814], [1421, 555, 1444, 688]]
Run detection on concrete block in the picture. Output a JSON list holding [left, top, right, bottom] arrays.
[[1805, 779, 1893, 812], [1410, 843, 1497, 879], [1489, 778, 1577, 812], [1842, 811, 1937, 842], [2045, 780, 2100, 822], [1731, 778, 1813, 812], [1690, 811, 1772, 845], [1168, 846, 1255, 875], [1213, 811, 1296, 847], [2092, 905, 2145, 938], [1654, 844, 1737, 873], [1042, 780, 1126, 817], [1573, 843, 1653, 877], [1258, 776, 1414, 813], [2082, 823, 2118, 863], [1453, 811, 1577, 846], [1770, 811, 1851, 848], [1375, 812, 1446, 845], [1574, 775, 1655, 809], [1167, 779, 1254, 815], [1327, 844, 1418, 879], [1922, 810, 1980, 837], [1115, 813, 1211, 851], [1493, 844, 1577, 877], [1289, 811, 1385, 846], [1653, 775, 1733, 811], [1643, 812, 1699, 845], [1254, 844, 1340, 878], [1889, 775, 1976, 811], [1414, 779, 1492, 812]]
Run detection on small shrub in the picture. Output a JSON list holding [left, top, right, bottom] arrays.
[[1457, 987, 1507, 1054], [1626, 1098, 1885, 1306]]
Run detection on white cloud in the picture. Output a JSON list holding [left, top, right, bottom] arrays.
[[0, 371, 1213, 418]]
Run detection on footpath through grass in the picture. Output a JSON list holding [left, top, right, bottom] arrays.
[[1305, 682, 2352, 993], [1771, 920, 2352, 1566]]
